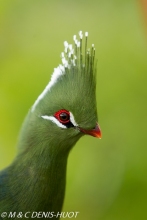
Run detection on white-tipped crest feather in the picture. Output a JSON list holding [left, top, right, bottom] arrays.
[[31, 31, 95, 112]]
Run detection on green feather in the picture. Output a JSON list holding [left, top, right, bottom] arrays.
[[0, 31, 99, 218]]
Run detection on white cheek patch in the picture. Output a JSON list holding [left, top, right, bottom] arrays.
[[41, 115, 67, 129], [70, 112, 78, 126]]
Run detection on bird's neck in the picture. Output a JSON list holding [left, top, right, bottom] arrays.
[[14, 149, 68, 212], [9, 111, 73, 212]]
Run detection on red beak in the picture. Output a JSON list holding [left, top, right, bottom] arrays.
[[79, 123, 102, 139]]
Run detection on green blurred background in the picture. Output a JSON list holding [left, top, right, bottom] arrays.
[[0, 0, 147, 219]]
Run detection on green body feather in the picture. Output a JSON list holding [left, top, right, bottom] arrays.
[[0, 31, 99, 219]]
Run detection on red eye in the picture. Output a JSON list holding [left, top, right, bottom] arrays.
[[54, 109, 70, 124]]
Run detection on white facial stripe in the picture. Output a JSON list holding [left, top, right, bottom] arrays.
[[70, 112, 78, 126], [41, 115, 67, 129]]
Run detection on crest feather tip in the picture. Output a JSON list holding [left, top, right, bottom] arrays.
[[85, 32, 88, 37]]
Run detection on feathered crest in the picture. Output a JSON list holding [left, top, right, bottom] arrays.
[[32, 31, 97, 112], [61, 31, 96, 74]]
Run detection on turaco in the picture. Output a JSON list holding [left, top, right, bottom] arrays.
[[0, 31, 101, 218]]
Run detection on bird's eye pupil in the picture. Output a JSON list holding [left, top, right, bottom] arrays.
[[59, 112, 69, 121]]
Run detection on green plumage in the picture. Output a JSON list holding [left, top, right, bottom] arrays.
[[0, 31, 100, 219]]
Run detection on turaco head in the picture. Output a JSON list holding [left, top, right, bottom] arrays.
[[19, 31, 101, 155]]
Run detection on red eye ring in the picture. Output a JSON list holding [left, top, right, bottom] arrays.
[[54, 109, 70, 124]]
